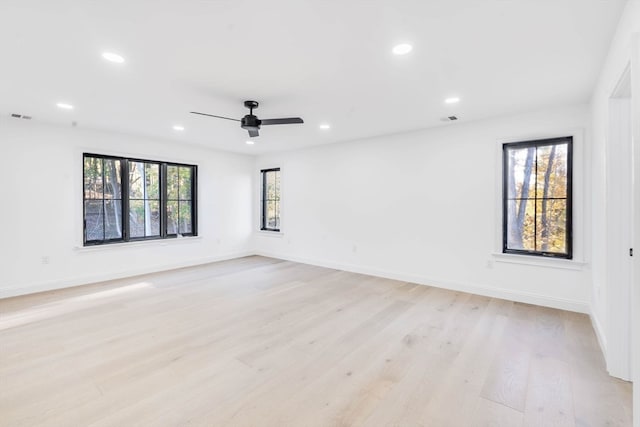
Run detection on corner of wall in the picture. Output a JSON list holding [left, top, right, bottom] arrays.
[[590, 307, 608, 363]]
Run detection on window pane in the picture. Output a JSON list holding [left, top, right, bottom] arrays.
[[129, 161, 144, 199], [167, 200, 178, 234], [535, 143, 568, 199], [84, 200, 104, 241], [506, 199, 535, 250], [179, 167, 192, 200], [507, 147, 536, 199], [84, 157, 103, 199], [146, 163, 160, 199], [148, 200, 160, 236], [104, 199, 122, 239], [506, 147, 535, 199], [103, 159, 122, 199], [266, 171, 278, 200], [179, 201, 192, 234], [129, 200, 145, 238], [536, 199, 567, 253], [261, 169, 281, 230], [266, 200, 279, 229], [167, 166, 179, 199]]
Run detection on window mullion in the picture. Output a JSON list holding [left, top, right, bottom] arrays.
[[534, 146, 538, 251], [122, 159, 130, 242], [192, 166, 198, 236], [160, 163, 167, 238], [101, 158, 106, 242]]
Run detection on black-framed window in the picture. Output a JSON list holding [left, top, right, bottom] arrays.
[[503, 137, 572, 259], [261, 168, 281, 231], [83, 153, 197, 245]]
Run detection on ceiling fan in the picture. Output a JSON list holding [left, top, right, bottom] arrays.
[[191, 100, 304, 137]]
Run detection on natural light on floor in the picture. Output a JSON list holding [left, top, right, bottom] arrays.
[[0, 282, 153, 331]]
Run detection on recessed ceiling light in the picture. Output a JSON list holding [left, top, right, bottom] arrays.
[[173, 125, 185, 131], [445, 97, 460, 104], [392, 43, 413, 55], [246, 140, 255, 145], [102, 52, 125, 63], [319, 123, 331, 130], [56, 102, 74, 110]]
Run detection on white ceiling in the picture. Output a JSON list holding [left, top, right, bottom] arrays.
[[0, 0, 625, 154]]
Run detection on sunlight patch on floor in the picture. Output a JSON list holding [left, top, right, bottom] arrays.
[[0, 282, 153, 331]]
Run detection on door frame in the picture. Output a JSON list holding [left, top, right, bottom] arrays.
[[631, 32, 639, 427], [606, 64, 633, 381]]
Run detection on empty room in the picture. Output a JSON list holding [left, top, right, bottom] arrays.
[[0, 0, 639, 426]]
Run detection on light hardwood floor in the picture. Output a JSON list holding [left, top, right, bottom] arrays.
[[0, 256, 632, 426]]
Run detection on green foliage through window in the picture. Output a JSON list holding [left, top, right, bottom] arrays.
[[83, 154, 197, 245], [503, 137, 572, 258], [261, 168, 281, 231]]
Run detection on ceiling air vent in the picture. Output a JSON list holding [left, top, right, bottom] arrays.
[[440, 115, 459, 122], [10, 113, 32, 120]]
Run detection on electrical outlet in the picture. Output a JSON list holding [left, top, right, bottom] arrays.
[[352, 244, 357, 253], [41, 256, 50, 265], [486, 259, 493, 269]]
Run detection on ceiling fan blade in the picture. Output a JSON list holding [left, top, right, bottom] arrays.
[[190, 111, 240, 122], [260, 117, 304, 125], [248, 129, 259, 137]]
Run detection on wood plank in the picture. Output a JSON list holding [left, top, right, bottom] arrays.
[[523, 356, 575, 427]]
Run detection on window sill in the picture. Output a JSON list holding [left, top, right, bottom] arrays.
[[491, 252, 586, 270], [75, 236, 202, 251]]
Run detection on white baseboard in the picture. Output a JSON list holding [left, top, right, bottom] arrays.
[[1, 250, 591, 316], [0, 251, 253, 299], [255, 251, 590, 314]]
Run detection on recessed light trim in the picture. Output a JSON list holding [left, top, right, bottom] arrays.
[[173, 125, 185, 131], [392, 43, 413, 55], [319, 123, 331, 130], [245, 140, 255, 145], [102, 52, 125, 63], [445, 97, 460, 104], [56, 102, 74, 110]]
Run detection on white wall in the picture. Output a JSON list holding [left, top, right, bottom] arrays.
[[589, 0, 640, 378], [254, 105, 591, 313], [0, 118, 254, 298]]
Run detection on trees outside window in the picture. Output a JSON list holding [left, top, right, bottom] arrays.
[[166, 165, 195, 236], [83, 154, 197, 245], [129, 161, 160, 238], [261, 168, 281, 231], [503, 137, 572, 258], [84, 156, 123, 242]]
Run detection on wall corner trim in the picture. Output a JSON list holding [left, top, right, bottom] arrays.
[[590, 309, 608, 368]]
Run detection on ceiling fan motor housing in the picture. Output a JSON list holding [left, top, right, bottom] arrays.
[[241, 115, 261, 130]]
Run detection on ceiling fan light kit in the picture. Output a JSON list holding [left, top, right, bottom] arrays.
[[191, 100, 304, 138]]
